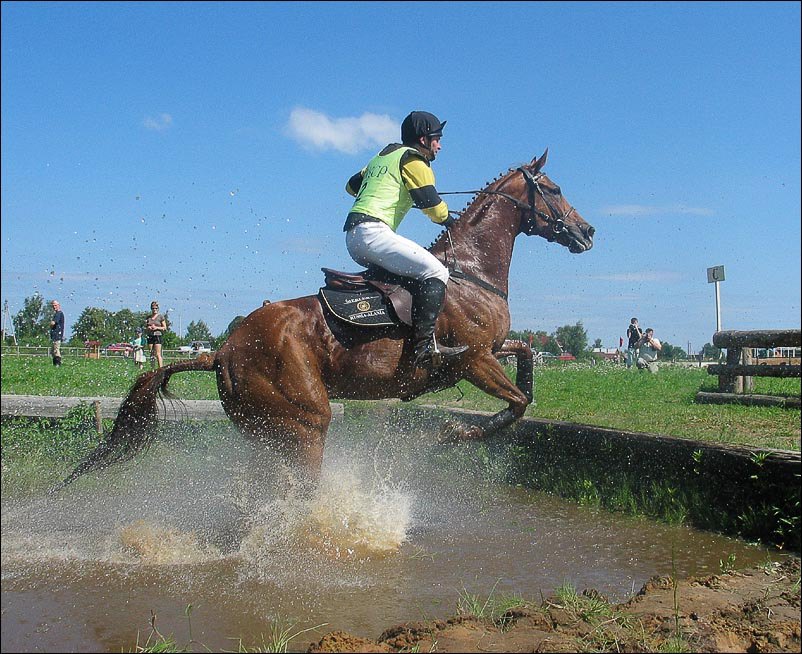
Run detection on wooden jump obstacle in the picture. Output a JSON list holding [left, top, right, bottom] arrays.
[[696, 329, 801, 408]]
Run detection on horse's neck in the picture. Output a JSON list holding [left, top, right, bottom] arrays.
[[432, 196, 518, 291]]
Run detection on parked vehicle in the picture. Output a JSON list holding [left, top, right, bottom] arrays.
[[105, 342, 133, 357], [178, 340, 212, 356], [536, 351, 576, 363]]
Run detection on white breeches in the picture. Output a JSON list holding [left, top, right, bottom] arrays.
[[345, 221, 449, 284]]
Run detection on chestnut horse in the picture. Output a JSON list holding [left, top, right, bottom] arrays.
[[56, 150, 594, 490]]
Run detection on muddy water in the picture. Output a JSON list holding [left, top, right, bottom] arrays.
[[1, 416, 781, 652]]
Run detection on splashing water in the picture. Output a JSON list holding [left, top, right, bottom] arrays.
[[305, 468, 411, 558], [238, 461, 413, 583], [118, 520, 222, 565]]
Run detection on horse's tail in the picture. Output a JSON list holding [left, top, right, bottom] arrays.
[[51, 353, 217, 493]]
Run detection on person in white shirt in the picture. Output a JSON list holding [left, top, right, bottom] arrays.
[[636, 328, 662, 373]]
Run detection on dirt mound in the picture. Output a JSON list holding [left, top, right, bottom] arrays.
[[306, 558, 801, 653]]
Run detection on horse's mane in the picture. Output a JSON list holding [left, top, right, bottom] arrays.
[[427, 164, 524, 251]]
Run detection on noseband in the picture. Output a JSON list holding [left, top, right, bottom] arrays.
[[442, 167, 574, 239]]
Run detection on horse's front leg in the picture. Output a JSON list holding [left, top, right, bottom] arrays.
[[440, 352, 532, 443]]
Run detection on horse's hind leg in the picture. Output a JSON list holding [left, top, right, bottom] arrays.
[[221, 407, 331, 549], [224, 378, 332, 494]]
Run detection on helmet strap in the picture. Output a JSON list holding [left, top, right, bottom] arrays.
[[417, 136, 435, 161]]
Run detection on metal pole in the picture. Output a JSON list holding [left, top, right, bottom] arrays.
[[714, 281, 722, 332]]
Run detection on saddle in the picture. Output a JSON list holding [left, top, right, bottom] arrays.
[[318, 267, 413, 327]]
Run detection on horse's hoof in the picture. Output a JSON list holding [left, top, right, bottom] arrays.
[[438, 422, 483, 444]]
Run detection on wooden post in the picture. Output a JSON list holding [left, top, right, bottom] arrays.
[[741, 348, 754, 393], [93, 400, 103, 435], [720, 347, 741, 393]]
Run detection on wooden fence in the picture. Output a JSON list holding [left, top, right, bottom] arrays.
[[0, 345, 202, 361], [696, 329, 801, 408], [1, 394, 344, 433]]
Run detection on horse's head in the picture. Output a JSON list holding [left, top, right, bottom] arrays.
[[505, 150, 594, 254]]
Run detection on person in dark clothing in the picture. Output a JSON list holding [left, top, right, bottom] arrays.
[[49, 299, 65, 366], [625, 317, 642, 369]]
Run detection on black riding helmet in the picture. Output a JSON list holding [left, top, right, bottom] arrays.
[[401, 111, 446, 145]]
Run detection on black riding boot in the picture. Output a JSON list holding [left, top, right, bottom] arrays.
[[55, 356, 62, 366], [412, 278, 468, 369]]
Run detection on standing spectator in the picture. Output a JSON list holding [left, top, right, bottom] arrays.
[[145, 301, 167, 368], [49, 299, 65, 366], [636, 328, 662, 373], [131, 326, 147, 370], [626, 317, 643, 369]]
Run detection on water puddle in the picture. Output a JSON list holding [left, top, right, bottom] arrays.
[[1, 416, 782, 652]]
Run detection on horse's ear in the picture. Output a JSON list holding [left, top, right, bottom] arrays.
[[531, 148, 549, 173]]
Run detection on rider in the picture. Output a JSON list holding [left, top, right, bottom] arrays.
[[343, 110, 468, 369]]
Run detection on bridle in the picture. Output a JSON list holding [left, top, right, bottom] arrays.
[[441, 166, 574, 240], [438, 165, 577, 302]]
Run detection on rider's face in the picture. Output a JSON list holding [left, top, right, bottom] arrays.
[[422, 135, 442, 161]]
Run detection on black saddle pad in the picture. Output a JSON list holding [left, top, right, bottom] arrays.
[[319, 288, 398, 327]]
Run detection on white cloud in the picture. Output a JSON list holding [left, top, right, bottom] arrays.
[[286, 107, 397, 154], [143, 113, 173, 131], [601, 204, 714, 217]]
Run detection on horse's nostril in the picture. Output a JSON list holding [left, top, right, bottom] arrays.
[[587, 225, 596, 238]]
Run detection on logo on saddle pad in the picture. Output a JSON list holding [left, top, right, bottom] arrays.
[[318, 267, 414, 328], [319, 288, 398, 326]]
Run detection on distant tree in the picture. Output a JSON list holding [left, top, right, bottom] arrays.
[[161, 331, 179, 349], [592, 338, 603, 349], [72, 307, 116, 343], [12, 293, 49, 343], [115, 308, 150, 340], [227, 315, 246, 335], [554, 322, 588, 357], [507, 328, 533, 343], [186, 319, 213, 341], [70, 307, 150, 344], [702, 342, 722, 359], [507, 329, 558, 353], [660, 341, 687, 361]]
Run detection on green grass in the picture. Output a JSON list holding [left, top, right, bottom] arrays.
[[407, 363, 800, 451], [0, 354, 220, 399], [2, 355, 799, 450]]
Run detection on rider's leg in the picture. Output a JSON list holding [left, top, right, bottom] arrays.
[[346, 221, 467, 369], [411, 277, 468, 369]]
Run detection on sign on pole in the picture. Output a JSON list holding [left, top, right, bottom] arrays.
[[707, 265, 725, 332], [707, 265, 725, 283]]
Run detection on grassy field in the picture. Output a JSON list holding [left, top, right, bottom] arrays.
[[1, 353, 800, 451]]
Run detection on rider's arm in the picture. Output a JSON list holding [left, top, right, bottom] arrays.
[[345, 169, 365, 197], [400, 155, 449, 224]]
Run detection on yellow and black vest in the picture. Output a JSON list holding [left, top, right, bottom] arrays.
[[349, 146, 418, 232]]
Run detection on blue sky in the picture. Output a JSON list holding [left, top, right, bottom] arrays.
[[2, 1, 800, 353]]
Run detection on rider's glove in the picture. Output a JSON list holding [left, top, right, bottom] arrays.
[[442, 215, 457, 229]]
